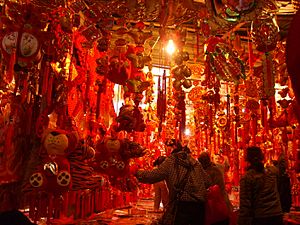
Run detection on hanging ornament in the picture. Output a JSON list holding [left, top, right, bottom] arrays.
[[251, 13, 279, 53]]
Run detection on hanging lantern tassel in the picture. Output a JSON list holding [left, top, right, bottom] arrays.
[[47, 73, 54, 106], [41, 61, 50, 96], [6, 48, 16, 83], [261, 100, 268, 131], [262, 52, 275, 98], [4, 121, 14, 151], [251, 113, 258, 145]]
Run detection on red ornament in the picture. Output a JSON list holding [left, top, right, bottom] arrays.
[[251, 14, 279, 52]]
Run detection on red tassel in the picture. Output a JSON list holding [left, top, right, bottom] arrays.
[[29, 194, 35, 220], [47, 194, 53, 222], [251, 115, 258, 145], [47, 73, 54, 106], [6, 48, 16, 83], [21, 78, 29, 104], [41, 61, 50, 96], [4, 123, 14, 151]]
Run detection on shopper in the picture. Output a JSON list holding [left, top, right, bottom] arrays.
[[198, 152, 232, 225], [134, 140, 210, 225], [153, 156, 169, 212], [238, 146, 283, 225], [0, 210, 36, 225], [272, 153, 292, 213]]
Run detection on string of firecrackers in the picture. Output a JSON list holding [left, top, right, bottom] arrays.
[[204, 36, 246, 85]]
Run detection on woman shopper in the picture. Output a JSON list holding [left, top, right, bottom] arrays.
[[198, 152, 232, 225], [238, 146, 283, 225], [134, 140, 210, 225]]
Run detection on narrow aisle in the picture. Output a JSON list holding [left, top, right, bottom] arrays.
[[106, 198, 162, 225], [47, 198, 162, 225]]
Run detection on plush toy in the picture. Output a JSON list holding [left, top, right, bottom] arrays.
[[92, 137, 146, 178], [116, 104, 146, 132], [92, 137, 129, 178], [29, 128, 78, 194]]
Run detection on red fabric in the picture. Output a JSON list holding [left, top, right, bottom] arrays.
[[287, 11, 300, 105], [205, 185, 230, 225]]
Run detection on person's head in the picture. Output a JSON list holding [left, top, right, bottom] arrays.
[[153, 156, 166, 167], [198, 152, 212, 170], [245, 146, 264, 172], [165, 138, 182, 154], [272, 160, 278, 167]]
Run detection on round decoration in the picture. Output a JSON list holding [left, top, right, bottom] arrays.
[[29, 172, 44, 188], [19, 32, 39, 57], [217, 116, 227, 127], [188, 86, 204, 102], [251, 14, 279, 52], [1, 30, 41, 67], [2, 32, 18, 54], [56, 171, 71, 187], [246, 99, 260, 111]]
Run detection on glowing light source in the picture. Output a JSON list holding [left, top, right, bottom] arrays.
[[184, 128, 191, 136], [166, 39, 176, 55]]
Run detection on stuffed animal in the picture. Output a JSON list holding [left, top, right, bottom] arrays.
[[29, 128, 78, 194], [92, 137, 146, 178], [92, 137, 129, 178], [116, 104, 146, 132]]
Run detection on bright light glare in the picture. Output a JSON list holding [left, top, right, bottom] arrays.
[[184, 128, 191, 136], [166, 39, 176, 55]]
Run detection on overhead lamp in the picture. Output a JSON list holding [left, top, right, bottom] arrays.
[[166, 39, 176, 55]]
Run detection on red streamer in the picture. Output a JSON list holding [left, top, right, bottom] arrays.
[[6, 48, 16, 83]]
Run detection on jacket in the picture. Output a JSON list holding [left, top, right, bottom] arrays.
[[136, 151, 210, 203], [238, 166, 282, 225]]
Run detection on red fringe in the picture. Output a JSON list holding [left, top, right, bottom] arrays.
[[21, 78, 29, 104], [42, 61, 50, 96], [6, 48, 16, 83], [46, 73, 54, 106], [4, 123, 14, 152]]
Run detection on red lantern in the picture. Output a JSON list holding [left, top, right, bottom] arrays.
[[251, 14, 279, 52]]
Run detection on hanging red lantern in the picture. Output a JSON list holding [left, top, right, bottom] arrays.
[[251, 14, 279, 53]]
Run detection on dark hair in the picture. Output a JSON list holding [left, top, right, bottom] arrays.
[[171, 141, 183, 154], [245, 146, 264, 172], [165, 139, 177, 147], [198, 152, 211, 170], [153, 156, 166, 167]]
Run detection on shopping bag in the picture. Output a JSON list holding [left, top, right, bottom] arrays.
[[205, 185, 229, 225]]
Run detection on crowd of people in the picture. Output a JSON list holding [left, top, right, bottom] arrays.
[[0, 139, 291, 225], [133, 139, 292, 225]]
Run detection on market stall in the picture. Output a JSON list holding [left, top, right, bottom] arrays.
[[0, 0, 299, 224]]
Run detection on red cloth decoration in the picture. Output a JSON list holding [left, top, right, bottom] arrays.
[[205, 185, 230, 225], [287, 10, 300, 114]]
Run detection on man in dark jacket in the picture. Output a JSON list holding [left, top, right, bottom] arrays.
[[238, 146, 283, 225]]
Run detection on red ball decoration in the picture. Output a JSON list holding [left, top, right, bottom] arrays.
[[251, 14, 279, 52]]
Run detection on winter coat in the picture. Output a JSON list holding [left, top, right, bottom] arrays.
[[238, 166, 282, 225], [136, 151, 210, 203]]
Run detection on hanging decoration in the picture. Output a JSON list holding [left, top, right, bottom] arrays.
[[206, 0, 277, 32], [204, 36, 246, 85]]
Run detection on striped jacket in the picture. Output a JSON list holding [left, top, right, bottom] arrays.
[[136, 151, 210, 202]]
